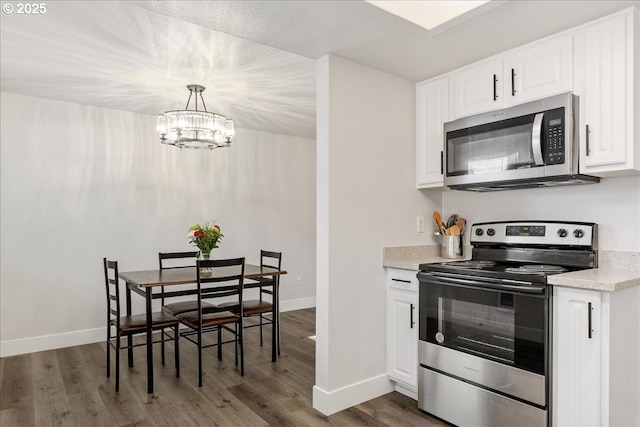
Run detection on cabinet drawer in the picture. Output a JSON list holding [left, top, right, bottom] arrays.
[[387, 268, 418, 292]]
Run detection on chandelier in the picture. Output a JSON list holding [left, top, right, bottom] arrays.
[[157, 84, 235, 150]]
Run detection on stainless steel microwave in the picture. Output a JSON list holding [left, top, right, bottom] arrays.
[[443, 92, 599, 191]]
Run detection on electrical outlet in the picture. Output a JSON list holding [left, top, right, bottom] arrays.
[[296, 276, 302, 285], [417, 216, 425, 233]]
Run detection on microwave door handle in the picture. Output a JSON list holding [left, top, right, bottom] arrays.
[[531, 112, 545, 165]]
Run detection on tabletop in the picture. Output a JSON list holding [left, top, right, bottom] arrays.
[[119, 264, 287, 288]]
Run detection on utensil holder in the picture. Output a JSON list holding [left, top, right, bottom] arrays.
[[441, 235, 464, 259]]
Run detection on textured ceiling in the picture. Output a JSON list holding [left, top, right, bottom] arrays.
[[0, 1, 316, 137], [1, 0, 638, 139]]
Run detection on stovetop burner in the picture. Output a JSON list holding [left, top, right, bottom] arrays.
[[420, 221, 597, 285], [504, 264, 567, 274], [440, 260, 496, 269]]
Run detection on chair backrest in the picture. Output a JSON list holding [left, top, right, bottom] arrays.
[[159, 251, 198, 270], [103, 258, 121, 329], [260, 250, 282, 270], [196, 257, 245, 320]]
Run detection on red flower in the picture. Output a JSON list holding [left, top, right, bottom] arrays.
[[188, 221, 223, 253]]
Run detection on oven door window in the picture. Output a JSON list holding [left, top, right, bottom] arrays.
[[423, 281, 547, 375]]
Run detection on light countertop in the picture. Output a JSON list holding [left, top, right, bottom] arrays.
[[382, 245, 471, 271], [383, 245, 640, 293], [548, 267, 640, 292]]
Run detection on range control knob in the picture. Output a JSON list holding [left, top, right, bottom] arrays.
[[487, 228, 496, 236], [557, 229, 568, 238], [475, 228, 484, 236], [573, 229, 584, 238]]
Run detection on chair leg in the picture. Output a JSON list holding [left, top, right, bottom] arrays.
[[259, 314, 264, 346], [127, 334, 134, 368], [234, 323, 238, 367], [277, 311, 281, 356], [239, 319, 244, 376], [272, 314, 277, 358], [161, 327, 166, 366], [115, 333, 121, 392], [217, 327, 222, 361], [174, 325, 180, 378], [198, 328, 203, 388], [106, 329, 111, 379]]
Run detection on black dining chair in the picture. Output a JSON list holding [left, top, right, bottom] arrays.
[[220, 250, 282, 355], [103, 258, 180, 392], [176, 257, 246, 387], [158, 251, 212, 317]]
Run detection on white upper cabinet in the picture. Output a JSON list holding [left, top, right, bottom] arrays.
[[416, 7, 639, 188], [449, 58, 502, 119], [416, 77, 448, 188], [449, 34, 573, 120], [574, 9, 639, 175], [503, 34, 573, 107]]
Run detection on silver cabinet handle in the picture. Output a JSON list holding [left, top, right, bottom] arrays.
[[493, 74, 498, 101], [511, 68, 516, 96], [586, 124, 591, 156], [391, 278, 411, 284]]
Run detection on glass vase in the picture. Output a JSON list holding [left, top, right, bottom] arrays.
[[199, 250, 213, 278]]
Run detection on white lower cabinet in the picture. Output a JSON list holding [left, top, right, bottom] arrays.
[[387, 268, 418, 398], [553, 285, 640, 427], [553, 287, 602, 427]]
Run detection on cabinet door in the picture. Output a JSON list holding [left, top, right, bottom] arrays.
[[416, 77, 448, 188], [574, 12, 632, 173], [553, 287, 602, 427], [449, 58, 502, 119], [388, 287, 417, 388], [503, 34, 572, 107]]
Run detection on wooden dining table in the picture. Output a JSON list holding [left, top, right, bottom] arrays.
[[119, 263, 287, 394]]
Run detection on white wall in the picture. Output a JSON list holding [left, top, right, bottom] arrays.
[[443, 175, 640, 252], [314, 55, 441, 415], [0, 92, 316, 357]]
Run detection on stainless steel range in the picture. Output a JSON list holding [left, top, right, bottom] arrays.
[[417, 220, 597, 427]]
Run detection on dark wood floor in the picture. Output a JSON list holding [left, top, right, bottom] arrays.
[[0, 308, 446, 426]]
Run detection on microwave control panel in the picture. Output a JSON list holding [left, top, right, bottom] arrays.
[[544, 107, 565, 165]]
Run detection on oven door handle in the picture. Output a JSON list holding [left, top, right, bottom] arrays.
[[421, 274, 546, 295]]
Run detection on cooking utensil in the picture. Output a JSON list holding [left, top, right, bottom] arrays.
[[433, 211, 445, 235], [448, 225, 461, 236], [456, 217, 466, 234], [446, 214, 458, 229]]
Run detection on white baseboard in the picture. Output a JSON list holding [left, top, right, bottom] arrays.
[[280, 296, 316, 312], [0, 297, 317, 358], [394, 382, 418, 400], [312, 374, 395, 415], [1, 327, 105, 358]]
